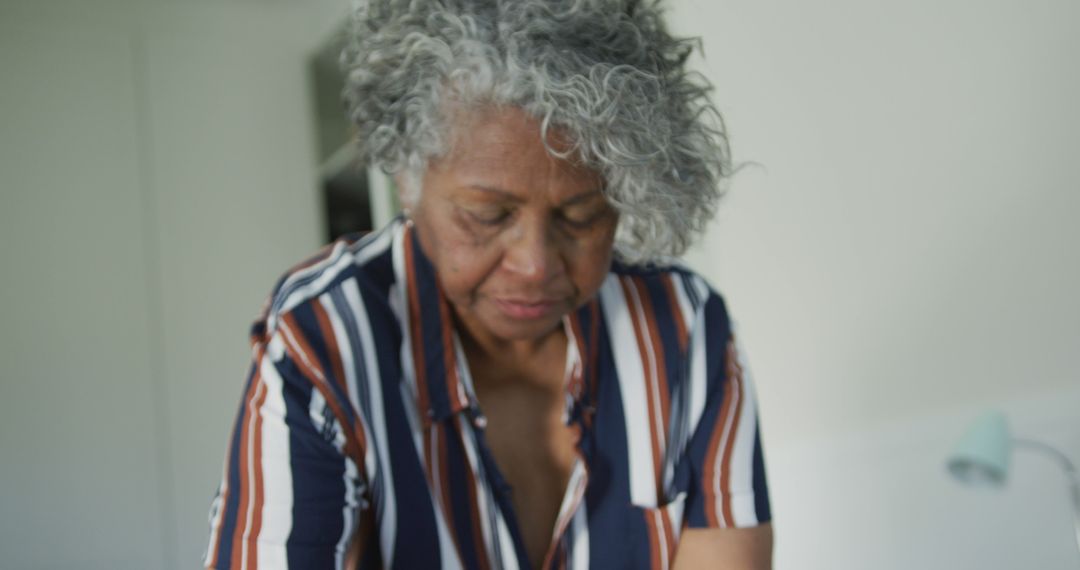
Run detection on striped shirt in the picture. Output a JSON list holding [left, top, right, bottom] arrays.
[[204, 217, 770, 570]]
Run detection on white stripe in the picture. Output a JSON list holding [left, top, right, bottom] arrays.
[[495, 510, 521, 570], [599, 276, 657, 507], [728, 338, 761, 526], [690, 275, 710, 310], [550, 460, 587, 544], [711, 354, 742, 527], [390, 223, 417, 400], [453, 347, 499, 566], [271, 253, 356, 328], [668, 274, 695, 336], [271, 220, 395, 327], [334, 457, 362, 570], [569, 501, 590, 570], [623, 278, 668, 461], [665, 492, 687, 541], [430, 428, 465, 570], [456, 415, 497, 565], [348, 220, 395, 266], [255, 350, 295, 569], [396, 382, 462, 570], [307, 390, 341, 450], [344, 278, 398, 565], [685, 302, 709, 440], [319, 291, 378, 479], [204, 485, 225, 567], [205, 447, 234, 564], [274, 240, 348, 302], [317, 295, 366, 569], [389, 222, 462, 568]]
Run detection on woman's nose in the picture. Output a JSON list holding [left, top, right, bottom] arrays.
[[501, 218, 564, 282]]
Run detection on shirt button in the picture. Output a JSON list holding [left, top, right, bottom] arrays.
[[474, 414, 488, 429]]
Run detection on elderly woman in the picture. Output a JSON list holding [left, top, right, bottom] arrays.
[[205, 1, 771, 568]]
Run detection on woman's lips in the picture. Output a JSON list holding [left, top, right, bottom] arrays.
[[492, 297, 558, 319]]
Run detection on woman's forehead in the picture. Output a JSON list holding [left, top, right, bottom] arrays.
[[430, 107, 601, 197]]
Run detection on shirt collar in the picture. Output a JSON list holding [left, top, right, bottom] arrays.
[[401, 221, 600, 426]]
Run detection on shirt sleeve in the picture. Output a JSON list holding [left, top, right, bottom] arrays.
[[681, 290, 772, 529], [204, 302, 371, 569]]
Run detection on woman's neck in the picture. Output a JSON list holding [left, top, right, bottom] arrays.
[[453, 313, 568, 389]]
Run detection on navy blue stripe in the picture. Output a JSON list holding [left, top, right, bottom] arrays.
[[752, 422, 772, 522], [270, 224, 388, 317], [354, 245, 419, 565], [349, 243, 442, 568], [585, 310, 645, 568], [286, 302, 362, 436], [383, 375, 442, 568], [270, 223, 393, 319], [409, 227, 455, 420], [329, 286, 373, 427], [277, 355, 346, 569], [214, 360, 259, 568]]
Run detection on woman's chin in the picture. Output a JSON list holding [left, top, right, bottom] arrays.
[[476, 308, 567, 344]]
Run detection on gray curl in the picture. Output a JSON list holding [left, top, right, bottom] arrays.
[[341, 0, 732, 263]]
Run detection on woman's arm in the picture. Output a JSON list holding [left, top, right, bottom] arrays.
[[673, 524, 774, 570]]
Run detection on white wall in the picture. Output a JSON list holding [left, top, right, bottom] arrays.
[[0, 14, 166, 570], [2, 0, 1077, 568], [670, 0, 1080, 568], [0, 0, 347, 567]]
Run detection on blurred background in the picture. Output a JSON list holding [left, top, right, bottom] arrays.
[[1, 0, 1077, 568]]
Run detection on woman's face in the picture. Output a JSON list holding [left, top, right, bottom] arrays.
[[407, 106, 618, 346]]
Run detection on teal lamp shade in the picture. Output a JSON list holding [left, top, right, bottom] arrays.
[[947, 411, 1011, 486]]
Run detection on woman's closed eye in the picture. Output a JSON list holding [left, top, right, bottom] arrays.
[[464, 206, 512, 226], [559, 206, 608, 229]]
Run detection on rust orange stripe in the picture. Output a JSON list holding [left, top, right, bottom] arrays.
[[659, 507, 676, 568], [280, 314, 365, 461], [634, 277, 671, 446], [208, 349, 262, 568], [702, 346, 737, 527], [229, 368, 261, 570], [436, 424, 465, 559], [244, 379, 269, 570], [459, 425, 492, 570], [403, 227, 434, 481], [437, 286, 464, 410], [403, 228, 432, 423], [660, 275, 688, 352], [312, 300, 348, 398], [644, 509, 663, 570]]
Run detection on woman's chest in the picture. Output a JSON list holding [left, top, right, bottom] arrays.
[[476, 387, 579, 567]]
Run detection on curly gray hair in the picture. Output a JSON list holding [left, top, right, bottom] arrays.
[[341, 0, 731, 262]]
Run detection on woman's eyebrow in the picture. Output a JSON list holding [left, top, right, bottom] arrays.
[[557, 189, 603, 207], [463, 185, 602, 207], [463, 185, 523, 202]]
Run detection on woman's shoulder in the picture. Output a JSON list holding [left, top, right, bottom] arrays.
[[248, 219, 405, 344], [603, 259, 732, 338]]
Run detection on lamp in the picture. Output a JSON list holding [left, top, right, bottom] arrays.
[[946, 411, 1080, 561]]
